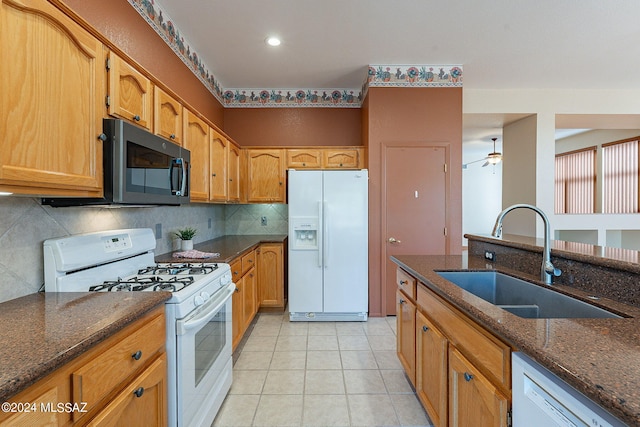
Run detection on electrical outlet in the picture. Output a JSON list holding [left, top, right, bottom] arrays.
[[155, 223, 162, 240], [261, 216, 267, 226], [484, 250, 496, 261]]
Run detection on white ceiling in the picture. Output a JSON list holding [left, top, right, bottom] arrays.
[[155, 0, 640, 151]]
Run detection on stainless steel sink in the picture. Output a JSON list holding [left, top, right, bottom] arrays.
[[436, 271, 622, 319]]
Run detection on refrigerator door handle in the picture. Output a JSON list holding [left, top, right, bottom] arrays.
[[318, 201, 323, 268], [323, 201, 329, 268]]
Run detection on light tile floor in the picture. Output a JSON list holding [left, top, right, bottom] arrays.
[[213, 313, 433, 427]]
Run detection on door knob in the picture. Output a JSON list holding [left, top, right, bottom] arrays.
[[388, 237, 401, 244]]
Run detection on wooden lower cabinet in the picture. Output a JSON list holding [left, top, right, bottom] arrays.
[[395, 267, 512, 427], [231, 253, 258, 350], [416, 311, 448, 427], [86, 354, 167, 427], [0, 306, 167, 427], [449, 347, 509, 427], [396, 289, 416, 385], [257, 243, 285, 310]]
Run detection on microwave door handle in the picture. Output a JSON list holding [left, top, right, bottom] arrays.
[[179, 158, 187, 196], [170, 158, 184, 196]]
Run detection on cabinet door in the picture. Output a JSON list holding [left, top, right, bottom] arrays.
[[246, 149, 285, 202], [322, 148, 360, 169], [183, 109, 209, 202], [107, 52, 152, 130], [228, 142, 241, 202], [243, 268, 257, 331], [416, 311, 448, 427], [449, 347, 509, 427], [86, 354, 167, 427], [396, 290, 416, 385], [1, 0, 104, 196], [210, 130, 228, 202], [257, 243, 284, 308], [153, 86, 182, 145], [287, 149, 322, 169]]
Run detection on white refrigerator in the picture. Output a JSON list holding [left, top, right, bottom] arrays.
[[288, 169, 368, 321]]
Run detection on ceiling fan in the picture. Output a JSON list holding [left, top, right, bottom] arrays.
[[463, 137, 502, 169]]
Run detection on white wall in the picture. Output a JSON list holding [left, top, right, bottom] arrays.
[[464, 89, 640, 246], [462, 146, 502, 246]]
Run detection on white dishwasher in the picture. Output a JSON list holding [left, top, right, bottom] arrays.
[[512, 352, 627, 427]]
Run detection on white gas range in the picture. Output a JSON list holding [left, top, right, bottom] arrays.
[[43, 228, 234, 427]]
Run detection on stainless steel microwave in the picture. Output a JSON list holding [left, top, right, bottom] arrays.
[[43, 119, 190, 207]]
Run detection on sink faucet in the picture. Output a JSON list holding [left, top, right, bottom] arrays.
[[491, 204, 561, 285]]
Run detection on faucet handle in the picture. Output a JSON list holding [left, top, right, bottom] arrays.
[[544, 262, 562, 277]]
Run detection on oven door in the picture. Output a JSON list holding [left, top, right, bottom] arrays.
[[176, 283, 234, 427]]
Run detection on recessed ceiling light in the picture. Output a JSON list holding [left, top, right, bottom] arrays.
[[266, 36, 281, 47]]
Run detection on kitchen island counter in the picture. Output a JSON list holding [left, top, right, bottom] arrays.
[[155, 234, 287, 263], [0, 292, 170, 403], [392, 253, 640, 426]]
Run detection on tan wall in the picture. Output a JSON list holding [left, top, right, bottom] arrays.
[[365, 87, 463, 317], [224, 108, 362, 147], [63, 0, 224, 127]]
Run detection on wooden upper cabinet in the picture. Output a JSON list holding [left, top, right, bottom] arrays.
[[210, 129, 228, 202], [153, 86, 182, 145], [107, 51, 153, 130], [0, 0, 104, 196], [246, 149, 286, 203], [287, 149, 322, 169], [228, 142, 241, 202], [183, 110, 209, 202], [323, 148, 361, 168]]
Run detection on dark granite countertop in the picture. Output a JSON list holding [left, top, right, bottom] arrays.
[[391, 253, 640, 426], [0, 292, 170, 402], [155, 234, 288, 264]]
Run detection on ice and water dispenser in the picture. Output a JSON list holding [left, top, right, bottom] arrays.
[[291, 217, 318, 250]]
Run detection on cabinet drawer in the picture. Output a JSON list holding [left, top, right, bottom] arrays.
[[72, 312, 165, 414], [397, 268, 416, 299], [230, 259, 242, 283], [241, 250, 256, 275], [417, 285, 511, 392]]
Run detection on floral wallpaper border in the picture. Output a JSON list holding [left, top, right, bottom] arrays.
[[128, 0, 463, 108]]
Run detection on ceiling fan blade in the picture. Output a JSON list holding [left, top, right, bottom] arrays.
[[482, 161, 490, 167]]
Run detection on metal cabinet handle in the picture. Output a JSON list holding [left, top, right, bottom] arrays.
[[464, 372, 474, 382], [399, 299, 406, 305], [170, 133, 176, 139], [97, 133, 107, 141], [422, 325, 429, 332], [133, 387, 144, 398], [133, 115, 141, 121], [399, 280, 408, 285], [212, 173, 216, 177], [131, 350, 142, 360]]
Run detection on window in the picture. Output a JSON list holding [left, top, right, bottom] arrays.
[[602, 138, 639, 213], [555, 147, 596, 214]]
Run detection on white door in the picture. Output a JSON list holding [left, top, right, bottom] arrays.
[[288, 170, 323, 313], [323, 170, 368, 313]]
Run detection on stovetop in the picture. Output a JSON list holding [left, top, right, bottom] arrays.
[[89, 263, 222, 293]]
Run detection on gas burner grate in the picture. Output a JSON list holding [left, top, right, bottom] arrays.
[[90, 275, 195, 292], [142, 262, 219, 276]]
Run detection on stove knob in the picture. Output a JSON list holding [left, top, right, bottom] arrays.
[[221, 273, 231, 285], [201, 291, 210, 301], [194, 295, 205, 307]]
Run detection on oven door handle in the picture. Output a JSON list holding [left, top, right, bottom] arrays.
[[176, 283, 235, 335]]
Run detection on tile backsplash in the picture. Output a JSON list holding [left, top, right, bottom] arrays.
[[0, 197, 287, 303]]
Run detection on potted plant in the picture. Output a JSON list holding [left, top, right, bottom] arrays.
[[174, 227, 197, 250]]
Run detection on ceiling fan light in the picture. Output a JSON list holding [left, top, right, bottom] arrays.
[[487, 153, 502, 164]]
